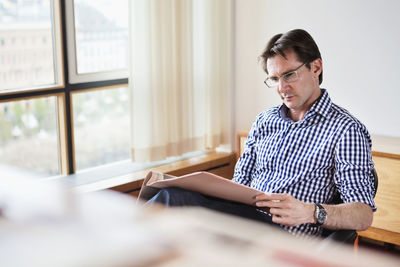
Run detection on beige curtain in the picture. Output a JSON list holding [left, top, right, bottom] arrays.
[[129, 0, 232, 162]]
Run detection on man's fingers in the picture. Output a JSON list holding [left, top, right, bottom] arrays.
[[273, 208, 293, 218], [254, 193, 306, 227], [272, 215, 284, 224], [255, 200, 284, 208], [255, 193, 288, 201], [272, 215, 295, 226]]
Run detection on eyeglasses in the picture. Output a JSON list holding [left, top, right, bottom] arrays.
[[264, 62, 307, 88]]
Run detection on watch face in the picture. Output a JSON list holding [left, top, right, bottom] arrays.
[[314, 203, 327, 226], [317, 208, 327, 224]]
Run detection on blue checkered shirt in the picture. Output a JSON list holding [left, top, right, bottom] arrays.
[[233, 89, 376, 236]]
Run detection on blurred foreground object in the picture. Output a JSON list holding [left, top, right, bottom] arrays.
[[1, 174, 398, 266], [0, 175, 173, 267], [146, 208, 400, 267]]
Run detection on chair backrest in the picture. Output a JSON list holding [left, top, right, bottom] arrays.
[[372, 168, 378, 197]]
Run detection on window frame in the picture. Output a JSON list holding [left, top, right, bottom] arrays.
[[0, 0, 64, 95], [64, 0, 129, 84]]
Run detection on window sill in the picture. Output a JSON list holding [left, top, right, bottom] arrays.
[[65, 151, 236, 194]]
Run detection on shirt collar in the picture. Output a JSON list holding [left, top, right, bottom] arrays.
[[308, 89, 332, 119], [278, 89, 332, 121]]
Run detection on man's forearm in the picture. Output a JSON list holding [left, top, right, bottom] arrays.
[[254, 193, 373, 230], [320, 202, 373, 231]]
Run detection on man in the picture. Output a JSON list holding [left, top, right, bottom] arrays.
[[149, 29, 376, 237]]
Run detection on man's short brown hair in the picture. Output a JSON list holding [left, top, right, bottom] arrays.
[[260, 29, 323, 85]]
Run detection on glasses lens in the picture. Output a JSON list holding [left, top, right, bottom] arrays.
[[265, 78, 278, 88], [283, 71, 298, 83]]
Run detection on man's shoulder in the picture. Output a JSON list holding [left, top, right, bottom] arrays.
[[249, 106, 282, 134], [330, 103, 360, 123], [257, 105, 280, 120], [329, 102, 369, 133]]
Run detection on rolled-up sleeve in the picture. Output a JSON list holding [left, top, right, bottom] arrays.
[[334, 124, 376, 211]]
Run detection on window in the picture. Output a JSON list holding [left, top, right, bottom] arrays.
[[0, 96, 60, 177], [65, 0, 128, 83], [0, 0, 63, 93], [73, 86, 130, 170], [73, 0, 128, 74], [0, 0, 129, 178]]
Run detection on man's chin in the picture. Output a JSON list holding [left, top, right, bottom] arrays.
[[284, 101, 296, 109]]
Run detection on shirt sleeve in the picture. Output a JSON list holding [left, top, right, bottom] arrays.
[[334, 124, 376, 211], [232, 116, 260, 186]]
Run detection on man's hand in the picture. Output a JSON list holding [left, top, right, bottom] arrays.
[[255, 193, 315, 227], [255, 193, 374, 230]]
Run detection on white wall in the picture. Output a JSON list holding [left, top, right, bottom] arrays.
[[234, 0, 400, 138]]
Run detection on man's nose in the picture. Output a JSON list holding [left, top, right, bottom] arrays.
[[278, 78, 289, 92]]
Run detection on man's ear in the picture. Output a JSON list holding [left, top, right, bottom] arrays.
[[312, 58, 323, 76]]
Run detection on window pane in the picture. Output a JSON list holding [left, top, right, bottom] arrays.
[[0, 0, 56, 92], [0, 97, 60, 177], [73, 87, 130, 170], [74, 0, 128, 74]]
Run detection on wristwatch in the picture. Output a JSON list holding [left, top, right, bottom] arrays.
[[314, 203, 327, 226]]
